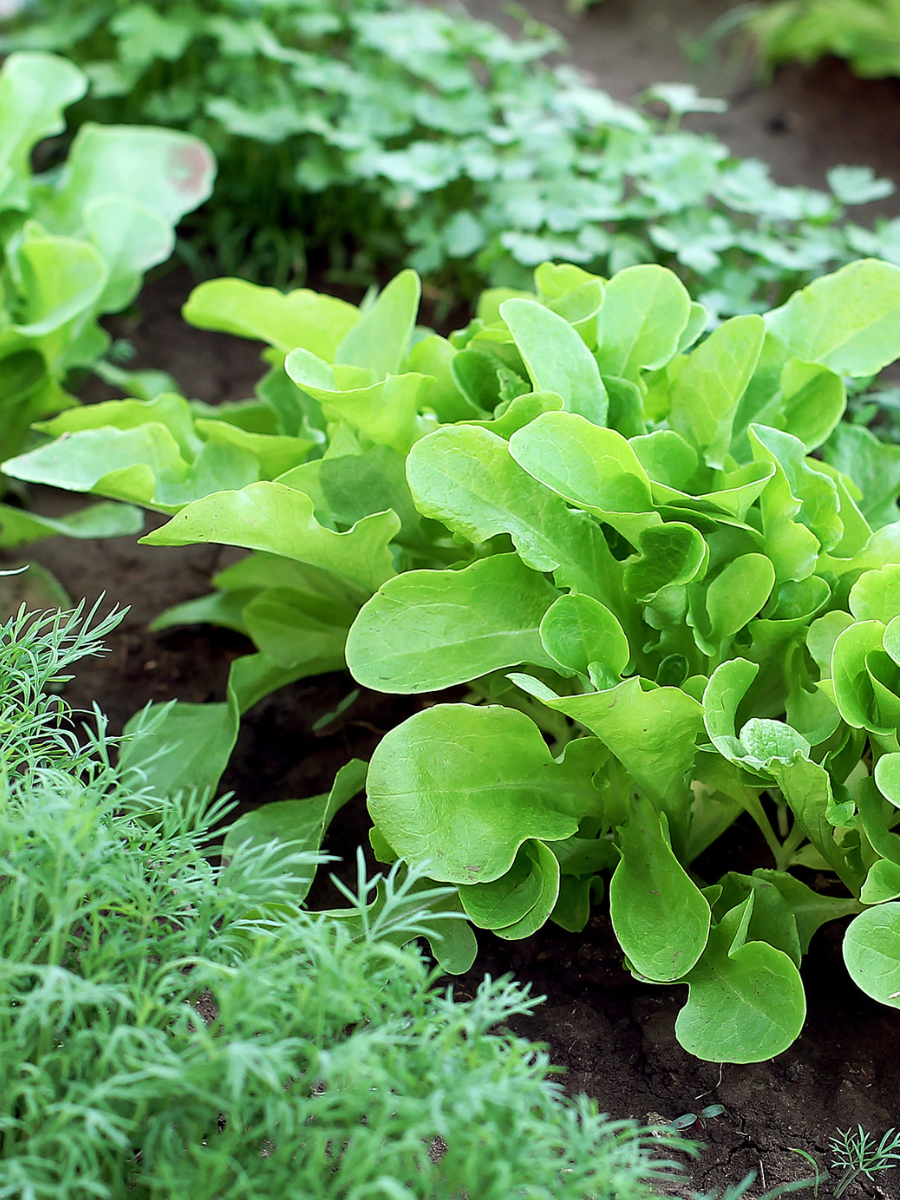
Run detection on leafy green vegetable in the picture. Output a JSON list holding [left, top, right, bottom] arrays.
[[844, 902, 900, 1005], [2, 0, 895, 318], [0, 48, 213, 543], [13, 255, 900, 1063], [0, 497, 143, 549], [367, 703, 602, 885], [609, 795, 711, 981], [346, 554, 561, 693], [675, 895, 807, 1063], [744, 0, 900, 81]]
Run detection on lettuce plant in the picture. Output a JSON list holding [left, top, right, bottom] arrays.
[[1, 0, 895, 314], [11, 258, 900, 1063], [0, 597, 689, 1199], [742, 0, 900, 79], [0, 48, 214, 547]]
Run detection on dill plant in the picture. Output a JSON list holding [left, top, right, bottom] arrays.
[[0, 598, 683, 1198], [829, 1126, 900, 1197]]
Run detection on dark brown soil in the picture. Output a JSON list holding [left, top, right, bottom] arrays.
[[6, 6, 900, 1196]]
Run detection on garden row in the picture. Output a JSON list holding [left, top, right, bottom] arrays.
[[3, 0, 900, 1193]]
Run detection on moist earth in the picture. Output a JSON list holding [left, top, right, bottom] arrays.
[[7, 3, 900, 1193]]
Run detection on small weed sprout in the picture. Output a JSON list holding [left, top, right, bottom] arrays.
[[787, 1146, 825, 1197], [671, 1104, 727, 1132]]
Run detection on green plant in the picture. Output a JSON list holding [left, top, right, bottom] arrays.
[[741, 0, 900, 79], [0, 593, 693, 1198], [0, 48, 214, 548], [829, 1126, 900, 1197], [567, 0, 607, 13], [0, 595, 124, 773], [1, 0, 896, 313], [12, 258, 900, 1063], [670, 1105, 727, 1133], [787, 1147, 824, 1196], [694, 1178, 818, 1200]]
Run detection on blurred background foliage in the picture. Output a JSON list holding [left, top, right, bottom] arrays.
[[3, 0, 899, 322]]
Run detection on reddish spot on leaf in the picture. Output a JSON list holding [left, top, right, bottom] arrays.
[[167, 142, 214, 196]]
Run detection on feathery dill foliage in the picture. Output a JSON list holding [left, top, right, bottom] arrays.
[[0, 598, 123, 776], [0, 600, 682, 1198]]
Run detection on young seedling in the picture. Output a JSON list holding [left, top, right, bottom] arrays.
[[671, 1104, 727, 1132], [787, 1147, 827, 1197], [829, 1126, 900, 1197], [311, 687, 361, 733]]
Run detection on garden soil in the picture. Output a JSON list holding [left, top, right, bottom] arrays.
[[7, 1, 900, 1193]]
